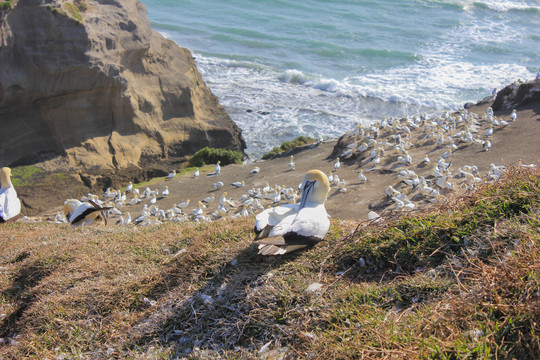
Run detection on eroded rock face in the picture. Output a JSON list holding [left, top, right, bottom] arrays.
[[492, 78, 540, 111], [0, 0, 245, 175]]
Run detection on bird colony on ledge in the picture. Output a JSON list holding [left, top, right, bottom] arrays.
[[6, 106, 538, 254]]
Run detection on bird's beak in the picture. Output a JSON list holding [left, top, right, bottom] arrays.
[[299, 180, 315, 209]]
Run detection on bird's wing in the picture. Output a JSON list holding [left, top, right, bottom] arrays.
[[253, 232, 321, 255], [70, 205, 105, 226], [0, 187, 21, 221], [288, 205, 330, 239], [254, 204, 297, 235]]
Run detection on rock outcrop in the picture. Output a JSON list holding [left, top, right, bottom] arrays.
[[0, 0, 246, 177], [492, 78, 540, 111]]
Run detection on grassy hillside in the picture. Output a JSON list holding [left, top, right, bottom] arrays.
[[1, 166, 539, 359]]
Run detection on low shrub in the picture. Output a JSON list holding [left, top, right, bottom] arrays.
[[262, 135, 316, 160], [188, 147, 243, 167], [0, 0, 13, 11]]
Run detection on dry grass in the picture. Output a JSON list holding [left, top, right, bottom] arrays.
[[1, 167, 539, 359]]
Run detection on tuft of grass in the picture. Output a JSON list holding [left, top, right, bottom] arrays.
[[188, 147, 243, 168], [262, 136, 317, 160], [10, 165, 45, 186], [64, 3, 82, 22], [0, 0, 13, 11]]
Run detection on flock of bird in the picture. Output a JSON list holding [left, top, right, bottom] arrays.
[[0, 105, 534, 255], [331, 106, 526, 212]]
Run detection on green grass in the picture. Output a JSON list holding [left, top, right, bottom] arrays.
[[64, 3, 82, 22], [1, 166, 539, 359], [188, 147, 243, 167], [10, 165, 46, 186], [262, 136, 317, 160], [0, 0, 13, 11]]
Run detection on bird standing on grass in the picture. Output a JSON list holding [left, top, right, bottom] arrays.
[[253, 169, 330, 255], [0, 167, 21, 223]]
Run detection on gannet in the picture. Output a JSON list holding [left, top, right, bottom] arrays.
[[202, 195, 215, 204], [177, 199, 190, 209], [219, 192, 229, 206], [161, 186, 169, 197], [192, 201, 205, 216], [124, 212, 132, 225], [289, 155, 295, 171], [126, 182, 133, 193], [231, 180, 245, 188], [334, 157, 341, 171], [253, 169, 330, 255], [240, 205, 250, 217], [510, 109, 517, 122], [357, 170, 367, 183], [167, 170, 176, 179], [215, 161, 221, 174], [251, 167, 260, 174], [193, 168, 200, 178], [213, 181, 224, 190], [0, 167, 21, 222], [63, 199, 112, 227], [385, 185, 400, 198]]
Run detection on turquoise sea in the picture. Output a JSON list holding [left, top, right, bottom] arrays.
[[141, 0, 540, 158]]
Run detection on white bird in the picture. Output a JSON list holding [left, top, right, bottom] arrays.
[[253, 170, 331, 255], [213, 181, 224, 190], [215, 161, 221, 174], [177, 199, 190, 209], [192, 201, 205, 216], [231, 180, 245, 188], [240, 205, 250, 217], [0, 167, 21, 223], [193, 168, 200, 178], [167, 170, 176, 179], [357, 170, 368, 183], [289, 155, 295, 171], [202, 195, 215, 204], [510, 109, 517, 122], [123, 212, 132, 225], [161, 186, 169, 197], [385, 185, 400, 198], [482, 140, 491, 152], [251, 167, 260, 174], [334, 157, 341, 171], [220, 192, 229, 206], [63, 199, 112, 227], [149, 195, 157, 205], [126, 182, 133, 193]]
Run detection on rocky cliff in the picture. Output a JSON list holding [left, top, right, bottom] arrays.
[[0, 0, 246, 178], [492, 78, 540, 111]]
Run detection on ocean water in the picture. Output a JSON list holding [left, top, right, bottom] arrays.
[[140, 0, 540, 159]]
